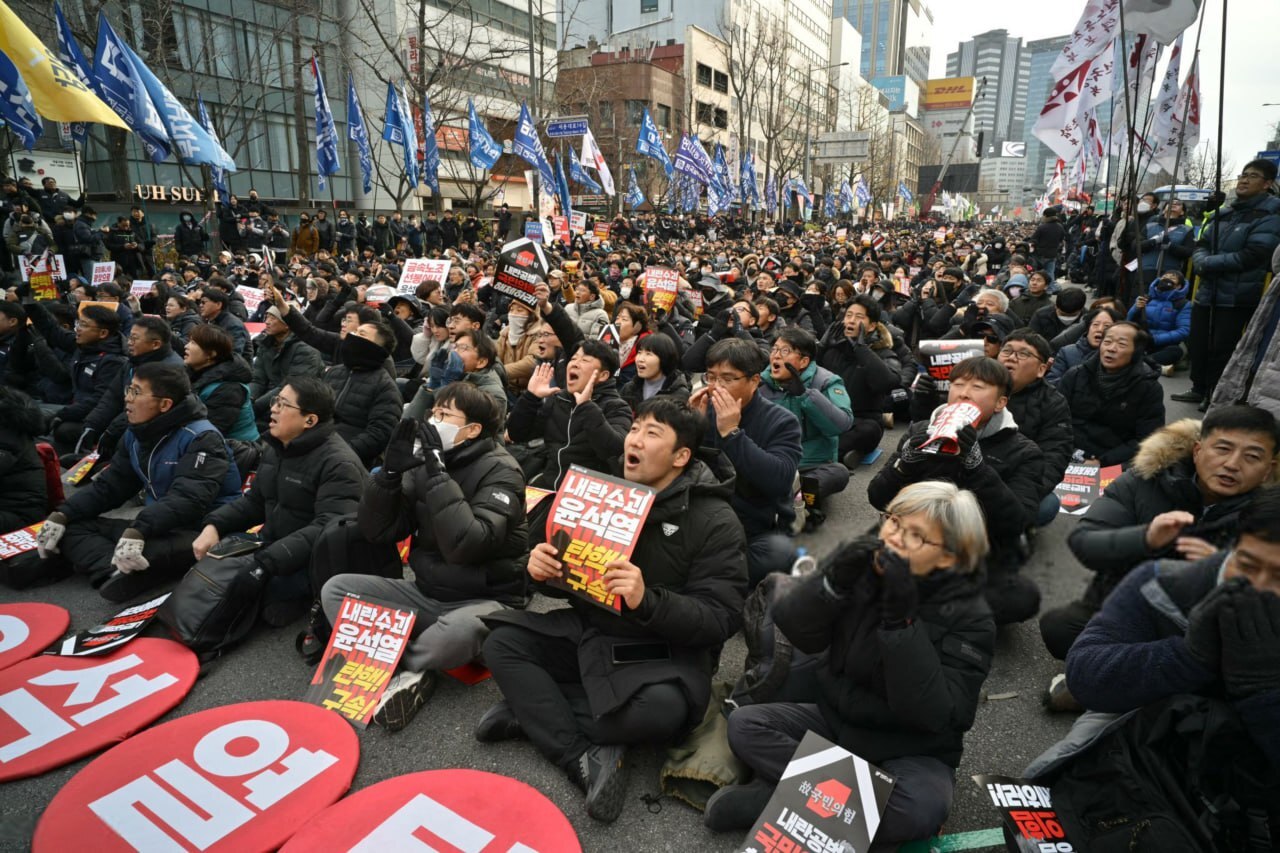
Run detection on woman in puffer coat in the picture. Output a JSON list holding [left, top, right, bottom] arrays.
[[1128, 271, 1191, 367], [0, 386, 48, 533], [563, 279, 609, 340]]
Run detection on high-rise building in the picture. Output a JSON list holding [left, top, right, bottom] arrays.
[[946, 29, 1026, 144], [833, 0, 931, 89]]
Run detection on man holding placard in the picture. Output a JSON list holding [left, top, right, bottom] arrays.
[[480, 398, 748, 823]]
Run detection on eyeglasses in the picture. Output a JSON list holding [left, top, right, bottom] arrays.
[[880, 512, 947, 551], [124, 386, 162, 400], [1238, 172, 1268, 181], [704, 371, 748, 385], [430, 407, 466, 423], [999, 345, 1043, 363], [535, 331, 557, 340], [74, 321, 102, 331], [454, 343, 476, 353], [770, 345, 795, 358], [270, 396, 302, 411]]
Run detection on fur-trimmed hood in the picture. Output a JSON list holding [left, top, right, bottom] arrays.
[[1131, 417, 1280, 482]]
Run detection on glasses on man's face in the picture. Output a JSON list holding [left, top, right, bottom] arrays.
[[880, 512, 946, 552], [535, 331, 557, 340], [124, 386, 160, 400], [454, 343, 476, 354], [270, 396, 302, 412], [999, 345, 1042, 363], [1238, 172, 1268, 181], [704, 371, 747, 386], [74, 321, 100, 331], [771, 345, 795, 358]]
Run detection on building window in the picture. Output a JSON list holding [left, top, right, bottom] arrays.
[[598, 101, 614, 129], [655, 103, 671, 128], [714, 107, 728, 129], [696, 63, 712, 87], [713, 70, 729, 93], [695, 100, 714, 126], [641, 0, 659, 11], [626, 99, 647, 126]]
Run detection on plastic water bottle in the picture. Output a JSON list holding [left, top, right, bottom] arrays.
[[791, 547, 817, 577]]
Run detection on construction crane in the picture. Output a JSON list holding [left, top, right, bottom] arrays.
[[920, 76, 987, 218]]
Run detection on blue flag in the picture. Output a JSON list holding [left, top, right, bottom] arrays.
[[93, 13, 170, 163], [382, 80, 406, 145], [346, 75, 373, 195], [791, 176, 812, 209], [625, 167, 644, 208], [419, 89, 440, 194], [382, 81, 420, 190], [310, 58, 340, 190], [740, 154, 760, 210], [707, 144, 732, 214], [824, 190, 836, 219], [683, 171, 700, 213], [765, 173, 777, 214], [635, 107, 673, 176], [897, 180, 914, 203], [0, 52, 42, 150], [468, 99, 501, 170], [674, 134, 713, 185], [839, 180, 854, 213], [569, 148, 602, 193], [196, 94, 230, 205], [513, 102, 554, 189], [53, 2, 93, 145], [855, 176, 872, 207], [553, 150, 573, 219]]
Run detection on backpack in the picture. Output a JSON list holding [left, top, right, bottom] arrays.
[[1045, 694, 1279, 852], [727, 573, 821, 711]]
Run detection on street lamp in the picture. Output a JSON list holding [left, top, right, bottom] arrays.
[[805, 61, 849, 188]]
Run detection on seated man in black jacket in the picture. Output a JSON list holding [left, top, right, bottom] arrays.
[[479, 398, 748, 823], [707, 481, 995, 845], [82, 316, 185, 459], [818, 295, 902, 466], [30, 302, 126, 458], [870, 356, 1044, 624], [691, 338, 803, 586], [192, 377, 367, 625], [319, 383, 528, 731], [35, 365, 241, 602]]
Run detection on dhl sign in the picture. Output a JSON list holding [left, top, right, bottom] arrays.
[[921, 77, 975, 111]]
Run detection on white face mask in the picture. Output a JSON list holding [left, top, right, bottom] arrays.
[[64, 212, 76, 221], [507, 313, 528, 345], [431, 416, 463, 448], [1136, 201, 1153, 214]]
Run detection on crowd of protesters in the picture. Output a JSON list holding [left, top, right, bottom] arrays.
[[2, 160, 1279, 846]]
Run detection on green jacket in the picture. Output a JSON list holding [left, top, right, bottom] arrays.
[[758, 361, 854, 467]]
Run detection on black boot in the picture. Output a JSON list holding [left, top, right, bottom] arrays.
[[566, 744, 628, 823], [704, 779, 775, 831]]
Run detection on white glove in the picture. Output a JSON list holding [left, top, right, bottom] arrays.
[[111, 529, 149, 574], [36, 513, 67, 558]]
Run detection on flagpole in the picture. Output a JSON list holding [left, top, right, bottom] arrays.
[[1152, 7, 1207, 275], [1213, 0, 1227, 207]]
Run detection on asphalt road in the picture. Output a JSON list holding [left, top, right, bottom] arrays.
[[0, 375, 1202, 853]]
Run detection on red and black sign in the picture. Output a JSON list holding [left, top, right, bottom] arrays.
[[492, 237, 548, 309], [47, 593, 171, 657], [34, 700, 359, 852], [0, 638, 197, 782], [280, 769, 580, 852], [0, 603, 70, 672], [974, 773, 1077, 852]]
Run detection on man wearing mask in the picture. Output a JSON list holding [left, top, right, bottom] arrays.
[[239, 209, 269, 257], [174, 211, 208, 259], [313, 209, 335, 254], [63, 204, 104, 278], [34, 176, 78, 225], [1174, 159, 1280, 410], [317, 320, 402, 466], [1140, 199, 1195, 281], [290, 213, 320, 258], [35, 364, 241, 601], [129, 206, 157, 276], [1031, 207, 1067, 282], [192, 377, 365, 626], [422, 211, 442, 254], [479, 397, 748, 823], [265, 213, 290, 266], [317, 383, 528, 730], [335, 210, 356, 255]]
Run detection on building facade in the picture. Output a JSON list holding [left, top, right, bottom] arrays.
[[946, 29, 1026, 146]]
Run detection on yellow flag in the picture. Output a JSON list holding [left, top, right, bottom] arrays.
[[0, 0, 128, 128]]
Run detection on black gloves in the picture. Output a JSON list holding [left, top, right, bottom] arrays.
[[710, 310, 731, 339], [912, 373, 937, 399], [877, 548, 918, 629], [783, 363, 807, 397], [382, 418, 426, 478], [822, 534, 880, 596], [1183, 577, 1247, 670], [418, 420, 445, 476], [1219, 586, 1280, 699], [956, 425, 983, 470]]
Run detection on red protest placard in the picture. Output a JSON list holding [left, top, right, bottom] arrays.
[[544, 465, 655, 613], [303, 595, 416, 727], [0, 522, 43, 561], [644, 266, 679, 314], [593, 222, 610, 242], [492, 237, 548, 309], [917, 339, 985, 392]]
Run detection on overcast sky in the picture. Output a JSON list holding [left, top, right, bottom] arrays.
[[927, 0, 1275, 173]]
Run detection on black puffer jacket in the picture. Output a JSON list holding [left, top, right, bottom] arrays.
[[204, 422, 367, 576], [359, 435, 528, 607], [321, 362, 402, 466], [1006, 378, 1074, 496], [249, 333, 325, 419], [776, 563, 994, 768], [1058, 355, 1165, 466], [190, 356, 254, 438], [619, 370, 692, 412], [83, 346, 184, 436], [0, 389, 47, 531], [506, 379, 634, 488], [1066, 419, 1271, 607], [818, 322, 901, 418], [168, 310, 202, 353], [486, 457, 748, 728]]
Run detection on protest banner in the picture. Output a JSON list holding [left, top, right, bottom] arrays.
[[0, 639, 198, 782], [526, 486, 554, 514], [644, 266, 680, 314], [552, 214, 570, 246], [60, 452, 100, 486], [238, 285, 265, 314], [128, 279, 154, 298], [20, 253, 67, 284], [47, 594, 172, 657], [90, 261, 116, 286], [0, 603, 70, 673], [917, 339, 985, 392], [492, 237, 549, 309], [1054, 463, 1123, 515], [524, 220, 544, 242], [0, 521, 44, 561], [836, 227, 848, 243], [544, 465, 655, 613], [736, 731, 895, 853], [686, 287, 704, 318], [570, 210, 587, 234], [303, 595, 416, 727], [396, 258, 453, 295], [32, 700, 357, 853], [974, 774, 1077, 852], [593, 222, 610, 242]]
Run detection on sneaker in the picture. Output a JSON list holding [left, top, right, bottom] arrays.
[[1170, 389, 1205, 403], [295, 602, 330, 665], [98, 569, 159, 604], [704, 779, 776, 832], [372, 670, 437, 732], [567, 744, 629, 822], [1198, 397, 1211, 413], [474, 700, 526, 743], [1043, 673, 1083, 713], [804, 506, 827, 531]]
